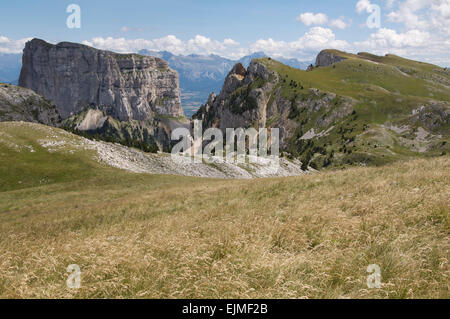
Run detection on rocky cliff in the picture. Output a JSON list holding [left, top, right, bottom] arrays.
[[193, 60, 355, 150], [19, 39, 184, 120], [18, 38, 188, 152], [0, 83, 60, 126], [315, 50, 347, 67]]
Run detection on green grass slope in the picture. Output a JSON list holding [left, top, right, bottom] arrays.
[[0, 122, 188, 192], [262, 51, 450, 103]]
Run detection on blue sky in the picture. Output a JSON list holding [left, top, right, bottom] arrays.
[[1, 0, 449, 65]]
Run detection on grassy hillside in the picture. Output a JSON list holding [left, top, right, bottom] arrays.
[[256, 52, 450, 169], [0, 122, 448, 298], [262, 50, 450, 102]]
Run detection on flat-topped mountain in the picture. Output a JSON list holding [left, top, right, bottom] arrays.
[[18, 38, 187, 152], [194, 50, 450, 169], [19, 39, 184, 121]]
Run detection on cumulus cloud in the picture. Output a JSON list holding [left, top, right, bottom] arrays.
[[386, 0, 450, 39], [0, 35, 32, 54], [428, 0, 450, 35], [356, 0, 376, 13], [356, 28, 430, 49], [251, 27, 350, 60], [355, 27, 450, 65], [387, 0, 430, 29], [297, 12, 328, 26], [81, 34, 242, 58], [329, 18, 349, 29], [297, 12, 349, 30]]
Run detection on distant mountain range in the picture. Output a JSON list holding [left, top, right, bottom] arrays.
[[0, 53, 21, 85], [0, 49, 312, 117], [138, 50, 312, 116]]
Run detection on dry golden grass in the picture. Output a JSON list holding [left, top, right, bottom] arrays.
[[0, 156, 449, 299]]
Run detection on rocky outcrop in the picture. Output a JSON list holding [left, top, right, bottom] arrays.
[[18, 38, 189, 152], [0, 83, 60, 126], [194, 61, 277, 130], [315, 50, 347, 67], [19, 38, 184, 120], [193, 59, 354, 149]]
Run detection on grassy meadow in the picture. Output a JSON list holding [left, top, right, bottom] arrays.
[[0, 122, 448, 298]]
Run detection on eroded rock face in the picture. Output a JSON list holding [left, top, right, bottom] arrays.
[[193, 60, 354, 149], [315, 50, 347, 67], [194, 61, 276, 133], [0, 83, 61, 126], [19, 39, 184, 120]]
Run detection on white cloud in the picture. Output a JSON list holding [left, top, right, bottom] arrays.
[[251, 27, 350, 60], [429, 0, 450, 35], [356, 0, 376, 13], [223, 38, 239, 46], [354, 27, 450, 65], [356, 28, 430, 49], [387, 0, 430, 29], [329, 19, 348, 29], [82, 35, 243, 58], [297, 12, 349, 30], [386, 0, 450, 36], [0, 35, 32, 54], [297, 12, 328, 26]]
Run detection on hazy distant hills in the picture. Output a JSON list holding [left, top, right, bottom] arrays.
[[138, 49, 311, 116], [0, 53, 21, 84]]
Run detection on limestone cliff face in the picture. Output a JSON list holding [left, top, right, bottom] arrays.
[[0, 83, 60, 126], [194, 61, 279, 131], [19, 39, 184, 120]]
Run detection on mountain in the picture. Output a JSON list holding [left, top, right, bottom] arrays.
[[0, 53, 22, 84], [19, 38, 187, 152], [0, 83, 61, 126], [138, 49, 312, 117], [20, 39, 183, 120], [194, 50, 450, 169]]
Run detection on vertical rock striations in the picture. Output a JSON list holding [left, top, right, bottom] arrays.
[[19, 38, 184, 120], [18, 38, 187, 152], [315, 50, 347, 67]]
